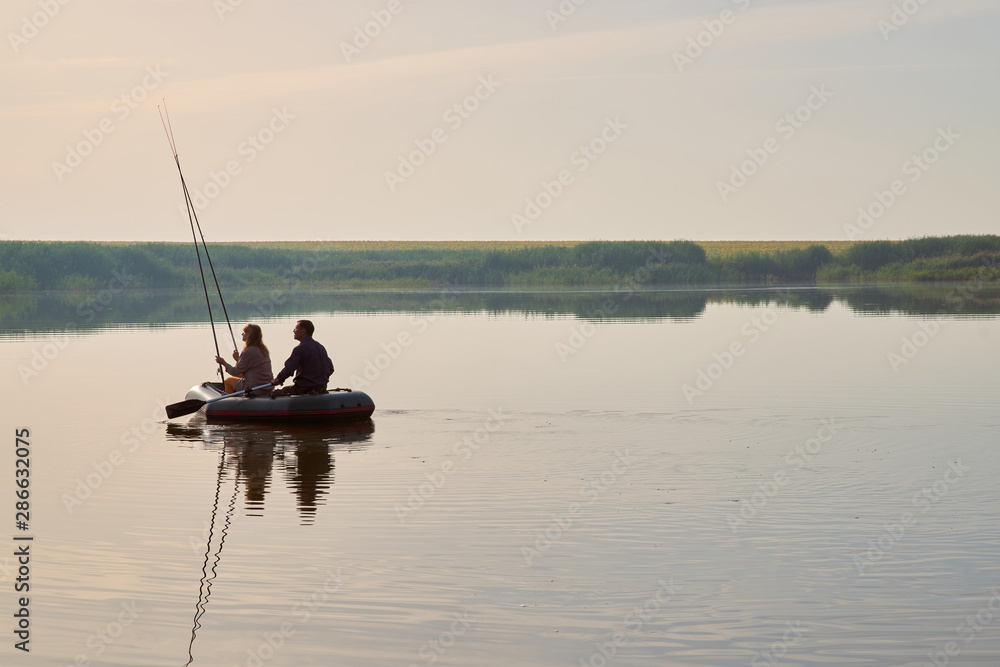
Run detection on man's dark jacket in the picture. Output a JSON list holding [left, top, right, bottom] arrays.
[[274, 336, 334, 388]]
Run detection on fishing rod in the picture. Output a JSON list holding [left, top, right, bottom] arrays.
[[158, 101, 238, 381], [164, 102, 238, 351]]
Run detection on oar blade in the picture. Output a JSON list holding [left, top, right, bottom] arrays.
[[166, 399, 206, 419]]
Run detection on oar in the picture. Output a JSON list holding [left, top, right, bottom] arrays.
[[166, 384, 273, 419]]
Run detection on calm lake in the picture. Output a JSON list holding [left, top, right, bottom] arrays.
[[1, 285, 998, 667]]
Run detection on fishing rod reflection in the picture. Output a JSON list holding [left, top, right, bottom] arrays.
[[168, 419, 374, 665], [165, 419, 375, 524]]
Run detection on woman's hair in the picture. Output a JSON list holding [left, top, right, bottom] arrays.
[[243, 323, 269, 358]]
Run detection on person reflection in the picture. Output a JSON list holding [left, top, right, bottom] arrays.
[[166, 420, 375, 522], [232, 434, 277, 516], [284, 442, 333, 525], [280, 420, 375, 523]]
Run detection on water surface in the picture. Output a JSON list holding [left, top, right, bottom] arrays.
[[1, 285, 998, 666]]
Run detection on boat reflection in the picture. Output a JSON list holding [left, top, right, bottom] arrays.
[[167, 419, 374, 665], [165, 419, 375, 524]]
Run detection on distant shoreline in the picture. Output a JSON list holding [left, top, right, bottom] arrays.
[[1, 237, 998, 292]]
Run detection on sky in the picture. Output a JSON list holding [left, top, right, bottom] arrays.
[[0, 0, 997, 242]]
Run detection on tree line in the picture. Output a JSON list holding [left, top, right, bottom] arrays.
[[1, 237, 998, 292]]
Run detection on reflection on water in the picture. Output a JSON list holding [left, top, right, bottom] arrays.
[[4, 287, 1000, 666], [2, 283, 1000, 337], [185, 446, 237, 667], [165, 420, 375, 524], [167, 420, 375, 666]]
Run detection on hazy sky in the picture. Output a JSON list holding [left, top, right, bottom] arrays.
[[1, 0, 997, 242]]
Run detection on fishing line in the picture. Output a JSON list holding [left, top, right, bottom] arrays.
[[188, 197, 238, 354], [184, 443, 239, 666], [159, 101, 237, 379], [161, 102, 238, 354]]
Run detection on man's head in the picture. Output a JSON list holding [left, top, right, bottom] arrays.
[[293, 319, 315, 341]]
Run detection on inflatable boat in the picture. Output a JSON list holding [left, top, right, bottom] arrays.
[[183, 382, 375, 423]]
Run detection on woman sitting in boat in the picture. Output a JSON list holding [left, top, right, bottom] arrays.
[[215, 323, 274, 396]]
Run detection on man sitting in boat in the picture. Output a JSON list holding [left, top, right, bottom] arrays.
[[270, 319, 334, 397], [215, 323, 274, 396]]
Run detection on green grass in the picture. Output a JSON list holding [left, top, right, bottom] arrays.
[[1, 237, 998, 292]]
